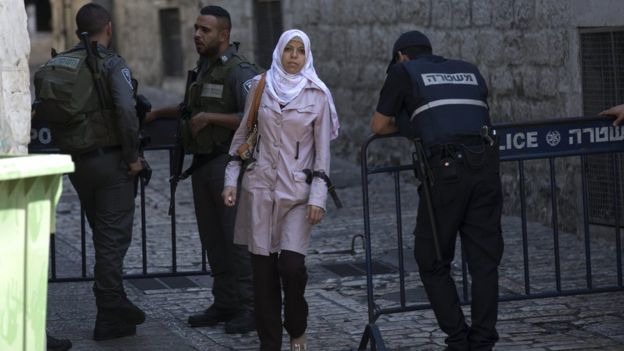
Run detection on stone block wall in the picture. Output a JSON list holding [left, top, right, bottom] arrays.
[[0, 0, 31, 155], [113, 0, 198, 89], [114, 0, 254, 92], [280, 0, 623, 232], [283, 0, 579, 158], [50, 0, 89, 52]]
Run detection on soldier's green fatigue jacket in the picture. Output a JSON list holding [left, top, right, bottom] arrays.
[[183, 44, 259, 155], [34, 43, 139, 163]]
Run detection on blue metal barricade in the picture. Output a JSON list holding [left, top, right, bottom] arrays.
[[30, 118, 210, 282], [358, 116, 624, 350]]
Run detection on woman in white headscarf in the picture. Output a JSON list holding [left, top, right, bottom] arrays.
[[223, 29, 339, 351]]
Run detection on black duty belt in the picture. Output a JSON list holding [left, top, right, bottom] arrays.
[[302, 169, 343, 209], [426, 136, 489, 157], [71, 145, 121, 162]]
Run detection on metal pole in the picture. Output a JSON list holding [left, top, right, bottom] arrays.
[[393, 171, 406, 307], [141, 177, 148, 275], [80, 206, 87, 278], [580, 155, 593, 289], [169, 149, 178, 273], [549, 158, 562, 292], [519, 161, 530, 295]]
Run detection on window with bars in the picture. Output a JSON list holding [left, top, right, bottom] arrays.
[[254, 0, 283, 70], [580, 28, 624, 226]]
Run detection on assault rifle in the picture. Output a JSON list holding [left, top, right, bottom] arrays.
[[81, 32, 152, 191], [168, 69, 197, 215], [79, 32, 107, 110]]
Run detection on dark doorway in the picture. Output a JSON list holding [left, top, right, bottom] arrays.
[[25, 0, 52, 31], [254, 0, 283, 70], [159, 8, 184, 77]]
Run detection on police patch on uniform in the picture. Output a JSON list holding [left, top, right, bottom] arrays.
[[421, 73, 478, 86], [201, 84, 224, 98], [243, 79, 253, 94], [48, 56, 81, 69], [121, 68, 133, 90]]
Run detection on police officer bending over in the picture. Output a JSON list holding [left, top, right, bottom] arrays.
[[34, 3, 145, 341], [146, 6, 257, 334], [370, 31, 504, 351]]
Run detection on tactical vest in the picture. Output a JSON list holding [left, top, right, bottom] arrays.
[[182, 54, 245, 154], [34, 48, 119, 154], [400, 56, 490, 147]]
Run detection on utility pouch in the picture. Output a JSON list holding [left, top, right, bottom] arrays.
[[462, 144, 486, 170], [437, 157, 458, 181], [186, 82, 202, 112]]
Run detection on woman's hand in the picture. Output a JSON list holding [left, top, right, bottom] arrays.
[[306, 205, 324, 225], [222, 186, 237, 207]]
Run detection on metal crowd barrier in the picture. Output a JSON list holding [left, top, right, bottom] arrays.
[[358, 116, 624, 350], [30, 119, 211, 282]]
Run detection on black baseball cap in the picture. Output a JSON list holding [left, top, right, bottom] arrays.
[[387, 31, 432, 72]]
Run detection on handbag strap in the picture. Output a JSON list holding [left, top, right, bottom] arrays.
[[246, 73, 267, 129]]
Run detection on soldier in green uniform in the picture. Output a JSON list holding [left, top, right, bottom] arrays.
[[33, 3, 146, 341], [146, 5, 257, 334]]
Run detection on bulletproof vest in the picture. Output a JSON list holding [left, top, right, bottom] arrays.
[[182, 54, 248, 154], [400, 56, 490, 147], [34, 48, 119, 154]]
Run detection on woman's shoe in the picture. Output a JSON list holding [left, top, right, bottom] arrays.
[[290, 333, 307, 351]]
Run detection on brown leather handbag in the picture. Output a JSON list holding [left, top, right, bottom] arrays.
[[236, 73, 266, 160]]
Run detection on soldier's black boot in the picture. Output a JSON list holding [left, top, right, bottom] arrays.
[[46, 333, 72, 351], [188, 304, 237, 328], [225, 310, 256, 334], [95, 291, 146, 326], [93, 311, 136, 341], [116, 295, 146, 325]]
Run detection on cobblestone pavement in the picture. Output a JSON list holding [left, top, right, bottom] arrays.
[[45, 89, 624, 350]]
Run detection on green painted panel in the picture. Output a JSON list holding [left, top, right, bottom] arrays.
[[0, 155, 73, 350]]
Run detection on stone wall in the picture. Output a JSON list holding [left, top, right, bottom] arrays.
[[112, 0, 196, 91], [48, 0, 255, 94], [280, 0, 624, 232], [114, 0, 255, 93], [0, 0, 31, 155], [50, 0, 88, 52], [282, 0, 581, 159]]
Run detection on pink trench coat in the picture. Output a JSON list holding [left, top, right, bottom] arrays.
[[224, 78, 331, 256]]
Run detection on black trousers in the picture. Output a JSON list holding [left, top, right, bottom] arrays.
[[68, 151, 134, 309], [252, 250, 308, 351], [191, 153, 254, 312], [414, 143, 504, 351]]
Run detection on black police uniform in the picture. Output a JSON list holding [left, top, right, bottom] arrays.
[[185, 44, 258, 333], [63, 43, 144, 338], [376, 55, 504, 351]]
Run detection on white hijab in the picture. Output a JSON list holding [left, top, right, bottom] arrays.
[[265, 29, 340, 140]]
